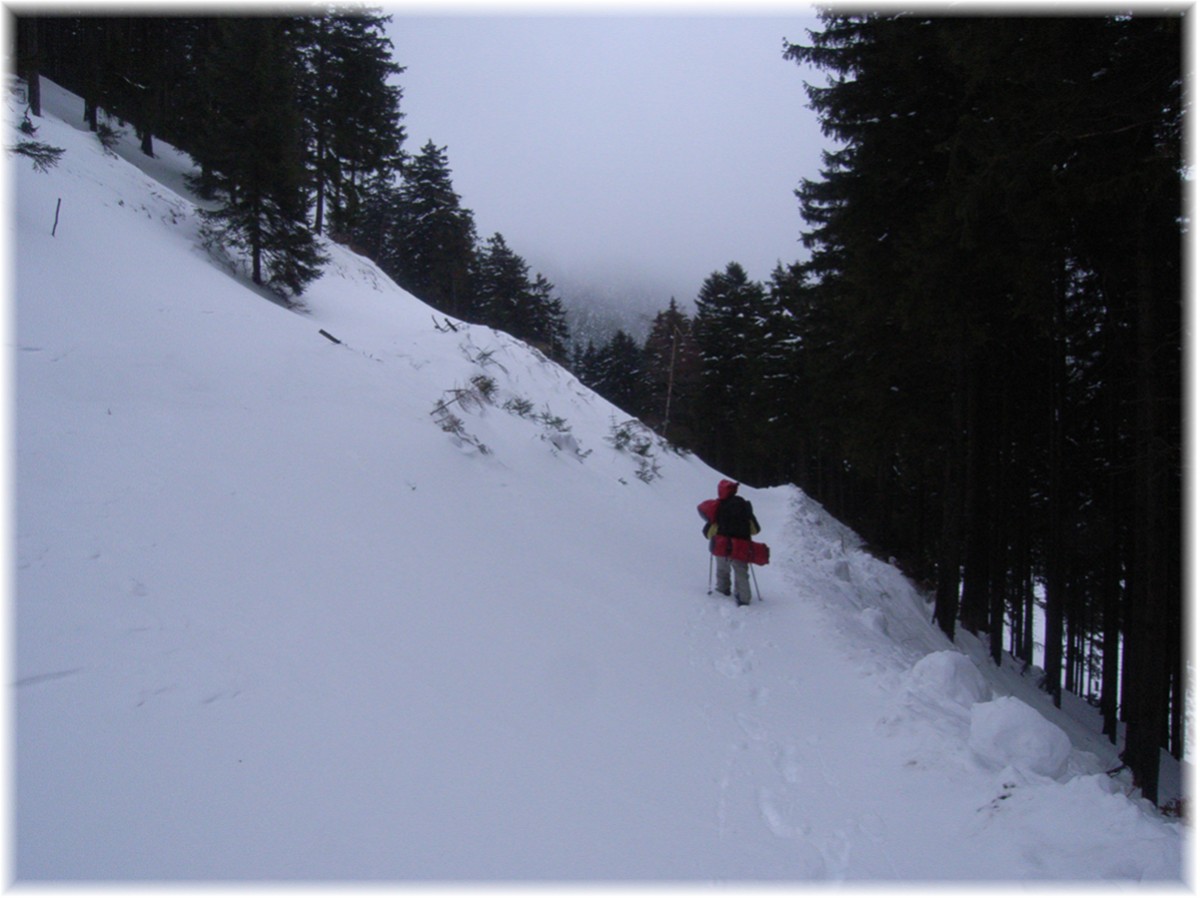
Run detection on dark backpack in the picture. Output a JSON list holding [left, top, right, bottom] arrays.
[[716, 495, 756, 539]]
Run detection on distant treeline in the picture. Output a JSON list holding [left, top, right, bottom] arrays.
[[12, 11, 1184, 807]]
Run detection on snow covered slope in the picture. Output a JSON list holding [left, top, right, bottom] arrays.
[[11, 79, 1187, 884]]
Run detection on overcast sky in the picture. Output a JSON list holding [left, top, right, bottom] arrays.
[[384, 10, 828, 320]]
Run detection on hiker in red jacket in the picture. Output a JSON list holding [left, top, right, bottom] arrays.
[[698, 479, 761, 606]]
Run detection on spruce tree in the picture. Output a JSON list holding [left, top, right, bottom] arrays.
[[293, 9, 405, 236], [526, 273, 571, 364], [642, 299, 700, 446], [754, 265, 809, 485], [472, 233, 535, 338], [392, 141, 478, 318], [572, 340, 602, 388], [351, 171, 406, 274], [692, 262, 768, 479], [590, 330, 645, 416], [194, 18, 326, 298]]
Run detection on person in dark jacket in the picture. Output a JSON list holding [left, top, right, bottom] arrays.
[[699, 479, 761, 606]]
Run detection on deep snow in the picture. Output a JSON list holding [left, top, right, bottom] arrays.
[[10, 77, 1188, 887]]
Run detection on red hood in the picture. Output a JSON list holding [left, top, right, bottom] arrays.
[[718, 479, 739, 500]]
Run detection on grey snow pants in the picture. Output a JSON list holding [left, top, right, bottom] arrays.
[[715, 556, 751, 605]]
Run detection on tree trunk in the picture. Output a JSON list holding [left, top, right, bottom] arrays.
[[934, 344, 967, 640], [313, 135, 327, 236], [1123, 216, 1168, 805], [1099, 306, 1123, 743], [1043, 272, 1067, 708], [960, 360, 991, 637], [17, 16, 41, 117]]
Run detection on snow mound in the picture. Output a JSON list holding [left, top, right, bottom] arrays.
[[969, 696, 1073, 779], [905, 650, 991, 712], [858, 607, 888, 635]]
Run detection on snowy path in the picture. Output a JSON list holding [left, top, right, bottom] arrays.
[[678, 493, 931, 880], [680, 487, 1184, 881]]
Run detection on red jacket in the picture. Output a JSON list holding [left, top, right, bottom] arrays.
[[697, 480, 760, 538], [699, 480, 767, 564]]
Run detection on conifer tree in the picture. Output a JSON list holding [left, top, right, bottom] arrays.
[[753, 264, 809, 484], [107, 17, 169, 157], [642, 299, 700, 446], [391, 141, 478, 318], [146, 18, 223, 158], [572, 340, 602, 387], [590, 330, 645, 416], [692, 262, 768, 479], [293, 8, 405, 236], [472, 233, 529, 335], [349, 171, 405, 273], [472, 233, 568, 350], [526, 273, 571, 364], [194, 18, 326, 298]]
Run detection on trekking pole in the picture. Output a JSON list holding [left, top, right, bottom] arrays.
[[750, 564, 763, 603]]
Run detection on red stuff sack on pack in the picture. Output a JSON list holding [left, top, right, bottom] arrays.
[[726, 538, 770, 565]]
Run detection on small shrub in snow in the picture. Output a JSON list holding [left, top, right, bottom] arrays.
[[430, 393, 490, 455], [95, 120, 120, 153], [634, 455, 661, 483], [470, 373, 497, 403], [536, 408, 569, 432], [461, 342, 509, 375], [430, 408, 489, 455], [432, 406, 464, 436], [436, 377, 494, 417], [11, 139, 64, 173], [607, 418, 654, 456], [12, 114, 64, 172], [503, 395, 534, 418], [528, 406, 590, 461], [607, 418, 662, 482]]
